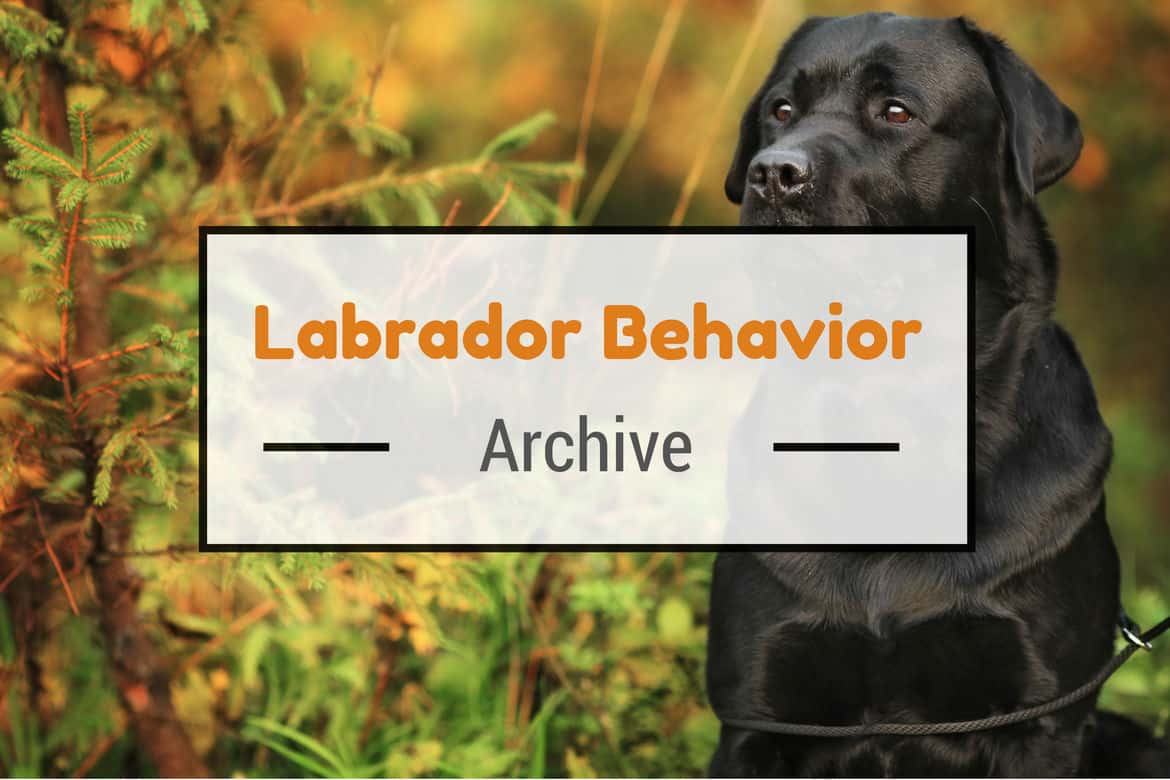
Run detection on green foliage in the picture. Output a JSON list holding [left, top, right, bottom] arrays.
[[246, 96, 574, 226], [94, 130, 152, 177], [4, 129, 80, 180], [2, 107, 151, 279], [244, 717, 385, 778], [0, 690, 42, 779], [0, 2, 62, 61], [1101, 588, 1170, 737], [130, 0, 209, 33], [479, 110, 558, 161], [93, 428, 137, 506], [143, 551, 716, 777]]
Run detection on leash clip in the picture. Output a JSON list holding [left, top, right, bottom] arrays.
[[1119, 614, 1153, 651]]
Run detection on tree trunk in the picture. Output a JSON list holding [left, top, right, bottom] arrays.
[[24, 2, 211, 775]]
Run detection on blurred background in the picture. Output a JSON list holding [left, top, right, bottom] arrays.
[[1, 0, 1167, 776]]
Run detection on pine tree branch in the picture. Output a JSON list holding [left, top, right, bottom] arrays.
[[71, 330, 198, 372], [76, 371, 186, 404], [140, 401, 192, 433], [5, 132, 81, 177], [242, 160, 492, 221]]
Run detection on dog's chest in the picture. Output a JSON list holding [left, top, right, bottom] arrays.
[[753, 612, 1049, 725]]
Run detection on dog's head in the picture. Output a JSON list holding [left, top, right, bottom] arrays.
[[727, 13, 1082, 230]]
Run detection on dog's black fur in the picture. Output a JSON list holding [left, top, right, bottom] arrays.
[[708, 13, 1170, 777]]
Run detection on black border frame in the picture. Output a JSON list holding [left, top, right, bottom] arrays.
[[199, 225, 976, 553]]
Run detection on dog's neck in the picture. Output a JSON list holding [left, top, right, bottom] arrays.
[[971, 202, 1112, 573], [755, 206, 1112, 628], [974, 200, 1060, 463]]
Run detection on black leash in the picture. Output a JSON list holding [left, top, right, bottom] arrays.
[[716, 612, 1170, 738]]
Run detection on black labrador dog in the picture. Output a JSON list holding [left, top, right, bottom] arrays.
[[707, 13, 1170, 777]]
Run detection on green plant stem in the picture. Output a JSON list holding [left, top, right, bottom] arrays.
[[578, 0, 687, 225]]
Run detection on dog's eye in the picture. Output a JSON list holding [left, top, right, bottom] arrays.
[[773, 101, 794, 123], [882, 102, 912, 124]]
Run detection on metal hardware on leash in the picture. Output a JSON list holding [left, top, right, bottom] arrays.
[[1120, 609, 1154, 650]]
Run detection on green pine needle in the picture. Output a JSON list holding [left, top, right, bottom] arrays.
[[93, 429, 137, 506], [67, 106, 92, 169], [80, 233, 135, 250], [2, 128, 80, 180], [95, 130, 152, 175], [135, 438, 178, 510], [56, 179, 90, 211], [84, 212, 148, 233], [363, 123, 412, 158], [478, 110, 557, 161], [40, 236, 65, 264], [10, 217, 58, 241]]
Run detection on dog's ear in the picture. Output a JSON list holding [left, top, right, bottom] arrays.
[[959, 17, 1082, 197], [725, 17, 829, 204]]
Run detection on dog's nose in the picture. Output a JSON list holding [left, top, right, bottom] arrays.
[[748, 149, 812, 201]]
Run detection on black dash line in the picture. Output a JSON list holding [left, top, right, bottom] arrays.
[[773, 442, 900, 452], [264, 442, 390, 452]]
